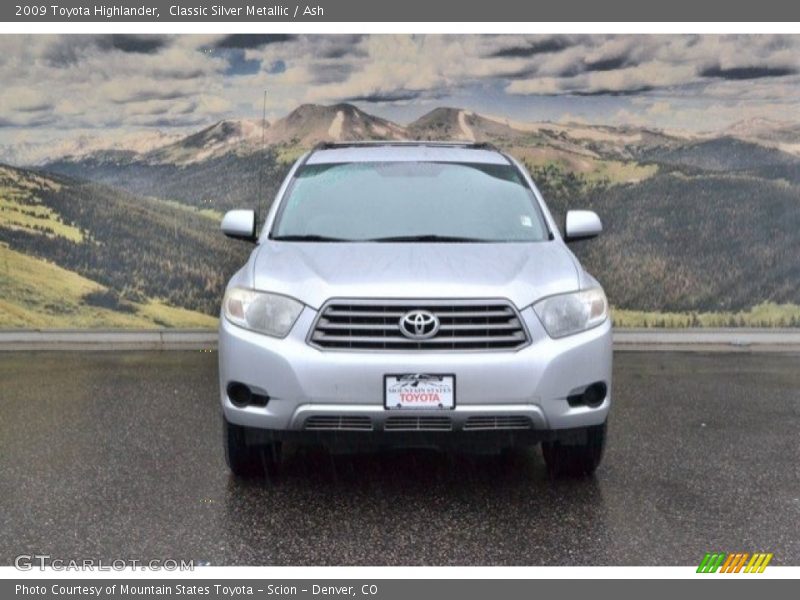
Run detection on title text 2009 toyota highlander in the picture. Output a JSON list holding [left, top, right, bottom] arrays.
[[218, 141, 611, 479]]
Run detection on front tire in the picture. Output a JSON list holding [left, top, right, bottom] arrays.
[[542, 421, 606, 478], [223, 416, 281, 478]]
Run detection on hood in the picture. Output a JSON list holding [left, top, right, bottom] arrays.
[[250, 241, 580, 310]]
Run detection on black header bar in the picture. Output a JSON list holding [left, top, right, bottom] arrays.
[[3, 0, 800, 22]]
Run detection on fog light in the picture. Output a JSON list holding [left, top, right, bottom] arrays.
[[226, 382, 252, 407], [567, 382, 607, 408], [583, 382, 607, 407]]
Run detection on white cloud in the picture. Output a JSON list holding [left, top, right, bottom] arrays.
[[0, 34, 798, 143]]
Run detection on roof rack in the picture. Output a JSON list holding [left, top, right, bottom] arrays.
[[311, 140, 500, 152]]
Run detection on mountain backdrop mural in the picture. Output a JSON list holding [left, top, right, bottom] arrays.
[[1, 34, 799, 328]]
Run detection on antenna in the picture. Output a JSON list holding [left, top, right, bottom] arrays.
[[257, 89, 267, 227], [261, 89, 267, 148]]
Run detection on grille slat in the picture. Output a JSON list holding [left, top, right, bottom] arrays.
[[463, 416, 533, 431], [438, 320, 521, 331], [304, 416, 373, 431], [384, 416, 453, 431], [325, 309, 407, 318], [312, 333, 526, 345], [317, 320, 399, 330], [310, 300, 529, 351]]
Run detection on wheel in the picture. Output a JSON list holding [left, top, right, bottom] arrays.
[[542, 421, 606, 478], [223, 416, 281, 478]]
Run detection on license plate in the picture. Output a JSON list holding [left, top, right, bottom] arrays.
[[384, 374, 455, 410]]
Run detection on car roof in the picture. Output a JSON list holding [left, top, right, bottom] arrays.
[[305, 141, 512, 165]]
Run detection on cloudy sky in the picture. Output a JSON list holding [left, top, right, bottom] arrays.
[[1, 34, 799, 151]]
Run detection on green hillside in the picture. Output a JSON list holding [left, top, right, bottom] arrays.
[[612, 302, 800, 328], [555, 171, 800, 313], [0, 164, 247, 328], [0, 243, 216, 328], [20, 105, 800, 327], [45, 149, 291, 215]]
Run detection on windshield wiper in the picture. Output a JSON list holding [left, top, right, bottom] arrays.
[[273, 234, 492, 243], [366, 234, 490, 243], [271, 234, 354, 242]]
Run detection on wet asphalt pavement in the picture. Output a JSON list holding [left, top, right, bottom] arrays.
[[0, 351, 798, 566]]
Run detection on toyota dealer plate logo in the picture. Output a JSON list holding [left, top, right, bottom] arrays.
[[399, 310, 440, 339]]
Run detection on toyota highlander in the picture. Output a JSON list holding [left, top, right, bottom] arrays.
[[218, 141, 611, 478]]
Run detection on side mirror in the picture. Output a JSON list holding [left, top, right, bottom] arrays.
[[221, 209, 257, 242], [564, 210, 602, 242]]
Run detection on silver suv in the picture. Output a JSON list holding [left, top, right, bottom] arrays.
[[218, 142, 611, 478]]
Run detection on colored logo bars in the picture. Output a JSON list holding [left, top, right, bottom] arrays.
[[697, 552, 773, 573]]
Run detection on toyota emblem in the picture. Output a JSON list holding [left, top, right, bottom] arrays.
[[399, 310, 440, 340]]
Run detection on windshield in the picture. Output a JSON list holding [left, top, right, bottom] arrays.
[[270, 161, 549, 242]]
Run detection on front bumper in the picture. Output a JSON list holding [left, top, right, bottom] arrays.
[[219, 305, 612, 434]]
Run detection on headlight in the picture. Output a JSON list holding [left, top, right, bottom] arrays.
[[533, 288, 608, 339], [223, 288, 303, 337]]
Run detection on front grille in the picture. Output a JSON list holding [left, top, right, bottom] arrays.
[[463, 416, 533, 431], [304, 415, 373, 431], [309, 299, 529, 351], [384, 416, 453, 431]]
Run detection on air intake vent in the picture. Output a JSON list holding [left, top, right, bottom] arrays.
[[309, 300, 529, 351], [304, 415, 373, 431], [463, 416, 533, 431], [384, 416, 453, 431]]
